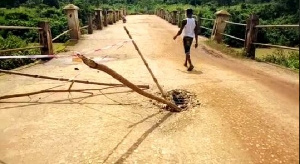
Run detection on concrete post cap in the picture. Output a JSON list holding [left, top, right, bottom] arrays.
[[215, 10, 231, 16], [63, 4, 79, 10]]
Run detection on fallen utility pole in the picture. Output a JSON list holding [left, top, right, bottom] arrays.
[[123, 26, 167, 99], [77, 54, 181, 112], [0, 69, 149, 89]]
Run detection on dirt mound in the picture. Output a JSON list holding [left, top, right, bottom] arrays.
[[151, 89, 201, 112]]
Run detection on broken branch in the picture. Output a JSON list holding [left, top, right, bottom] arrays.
[[77, 54, 181, 112], [0, 69, 149, 89]]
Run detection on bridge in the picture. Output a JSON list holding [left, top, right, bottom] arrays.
[[0, 5, 299, 164]]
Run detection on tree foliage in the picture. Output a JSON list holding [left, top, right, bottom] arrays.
[[0, 0, 298, 69]]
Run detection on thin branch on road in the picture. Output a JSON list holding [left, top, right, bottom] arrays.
[[0, 69, 150, 89], [0, 89, 96, 100]]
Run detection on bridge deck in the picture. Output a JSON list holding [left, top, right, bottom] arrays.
[[0, 15, 299, 164]]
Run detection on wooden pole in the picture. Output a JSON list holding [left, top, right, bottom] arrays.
[[245, 14, 259, 59], [88, 14, 93, 34], [123, 27, 167, 99], [77, 54, 181, 112], [38, 21, 53, 56], [0, 25, 41, 30], [0, 69, 150, 89], [0, 46, 43, 54]]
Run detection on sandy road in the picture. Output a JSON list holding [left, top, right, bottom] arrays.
[[0, 15, 299, 164]]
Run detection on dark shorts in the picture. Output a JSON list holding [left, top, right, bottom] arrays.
[[183, 36, 193, 55]]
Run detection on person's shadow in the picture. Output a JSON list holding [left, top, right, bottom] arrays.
[[176, 69, 203, 75]]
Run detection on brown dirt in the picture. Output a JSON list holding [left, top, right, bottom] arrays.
[[0, 15, 299, 164]]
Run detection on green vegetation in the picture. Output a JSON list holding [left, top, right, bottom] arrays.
[[204, 40, 244, 58], [0, 34, 39, 70], [0, 0, 298, 70], [156, 2, 299, 48], [207, 40, 299, 70], [259, 49, 299, 70]]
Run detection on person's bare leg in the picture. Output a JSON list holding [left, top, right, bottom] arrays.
[[184, 56, 188, 67], [187, 55, 194, 71]]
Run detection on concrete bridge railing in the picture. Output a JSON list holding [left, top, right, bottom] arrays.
[[0, 4, 127, 58], [156, 8, 299, 59]]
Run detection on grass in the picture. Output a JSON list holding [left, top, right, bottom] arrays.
[[28, 43, 66, 54], [232, 47, 297, 59], [204, 39, 299, 70], [204, 40, 244, 58], [53, 43, 66, 53]]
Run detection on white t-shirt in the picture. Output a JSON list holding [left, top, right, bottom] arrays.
[[183, 18, 196, 38]]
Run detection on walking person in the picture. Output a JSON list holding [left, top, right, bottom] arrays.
[[173, 9, 198, 71]]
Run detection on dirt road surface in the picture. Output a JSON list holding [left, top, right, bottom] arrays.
[[0, 15, 299, 164]]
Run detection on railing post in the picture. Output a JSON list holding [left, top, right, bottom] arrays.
[[177, 11, 181, 28], [38, 21, 53, 56], [197, 13, 202, 35], [165, 11, 168, 21], [107, 10, 113, 25], [211, 10, 231, 43], [119, 10, 121, 20], [168, 12, 171, 23], [245, 15, 259, 59], [123, 8, 126, 16], [103, 10, 108, 27], [159, 9, 162, 17], [95, 9, 103, 30], [88, 14, 93, 34], [113, 10, 116, 23], [172, 11, 178, 25], [63, 4, 80, 40], [115, 10, 118, 21]]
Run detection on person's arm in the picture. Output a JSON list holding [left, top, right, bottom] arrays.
[[194, 20, 198, 48], [173, 20, 187, 40]]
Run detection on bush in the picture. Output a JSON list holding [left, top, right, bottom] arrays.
[[0, 34, 39, 70], [4, 10, 32, 20], [40, 8, 62, 18], [262, 49, 299, 69]]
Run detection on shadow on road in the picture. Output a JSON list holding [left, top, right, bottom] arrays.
[[0, 160, 7, 164], [101, 111, 162, 163], [0, 89, 137, 110], [114, 112, 173, 163], [176, 69, 203, 75]]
